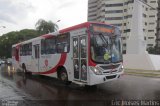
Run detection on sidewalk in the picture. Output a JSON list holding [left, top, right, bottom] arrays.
[[124, 69, 160, 78]]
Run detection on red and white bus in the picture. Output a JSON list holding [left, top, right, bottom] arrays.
[[12, 22, 124, 85]]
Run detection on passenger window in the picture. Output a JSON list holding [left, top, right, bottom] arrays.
[[41, 39, 46, 55], [56, 33, 70, 53], [20, 43, 32, 56], [46, 38, 56, 54], [41, 37, 56, 54]]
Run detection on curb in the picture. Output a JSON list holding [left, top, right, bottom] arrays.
[[124, 70, 160, 78]]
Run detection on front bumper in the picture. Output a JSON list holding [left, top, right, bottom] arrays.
[[88, 70, 124, 85]]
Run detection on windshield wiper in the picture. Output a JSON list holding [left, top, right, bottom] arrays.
[[99, 33, 109, 46]]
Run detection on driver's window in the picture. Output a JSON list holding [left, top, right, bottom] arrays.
[[95, 35, 103, 46], [111, 37, 121, 62]]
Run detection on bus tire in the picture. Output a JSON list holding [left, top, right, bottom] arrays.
[[58, 68, 71, 85], [22, 63, 27, 74]]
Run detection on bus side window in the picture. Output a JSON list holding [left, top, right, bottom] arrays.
[[29, 43, 32, 55], [46, 38, 56, 54], [20, 46, 22, 56], [41, 39, 46, 55], [56, 33, 70, 53], [20, 43, 32, 56], [41, 37, 56, 55]]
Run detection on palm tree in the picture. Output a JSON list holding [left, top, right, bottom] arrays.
[[35, 19, 59, 35]]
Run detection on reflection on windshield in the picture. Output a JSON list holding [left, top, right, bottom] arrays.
[[91, 33, 111, 63], [111, 36, 122, 63], [91, 32, 122, 63]]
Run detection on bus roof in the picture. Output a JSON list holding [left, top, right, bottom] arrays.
[[12, 22, 115, 47], [59, 21, 115, 33]]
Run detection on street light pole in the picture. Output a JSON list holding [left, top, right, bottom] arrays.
[[55, 20, 61, 31]]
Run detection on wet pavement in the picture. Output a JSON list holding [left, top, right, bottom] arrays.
[[0, 64, 160, 106]]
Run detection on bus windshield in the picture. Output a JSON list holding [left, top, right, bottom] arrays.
[[90, 25, 122, 64]]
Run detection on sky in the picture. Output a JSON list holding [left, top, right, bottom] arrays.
[[0, 0, 88, 35]]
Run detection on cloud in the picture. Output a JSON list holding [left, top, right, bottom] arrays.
[[0, 0, 88, 35], [0, 0, 34, 24], [54, 0, 88, 29], [57, 0, 77, 10]]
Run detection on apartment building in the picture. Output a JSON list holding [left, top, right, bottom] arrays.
[[156, 0, 160, 53], [88, 0, 158, 54]]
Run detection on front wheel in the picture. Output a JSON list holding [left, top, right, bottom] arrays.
[[58, 69, 71, 85]]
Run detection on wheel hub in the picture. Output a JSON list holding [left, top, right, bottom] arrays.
[[61, 72, 67, 81]]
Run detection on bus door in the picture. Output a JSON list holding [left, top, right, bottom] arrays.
[[72, 35, 87, 82], [32, 44, 40, 72]]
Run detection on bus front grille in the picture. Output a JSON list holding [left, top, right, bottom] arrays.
[[100, 64, 120, 70], [106, 75, 117, 79], [103, 70, 118, 74]]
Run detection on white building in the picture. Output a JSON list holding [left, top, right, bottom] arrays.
[[156, 0, 160, 53], [88, 0, 158, 54]]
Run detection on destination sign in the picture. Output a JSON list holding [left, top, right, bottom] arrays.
[[92, 24, 114, 33]]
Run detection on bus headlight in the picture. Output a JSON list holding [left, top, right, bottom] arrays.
[[122, 65, 124, 69], [90, 66, 103, 75], [119, 65, 124, 72]]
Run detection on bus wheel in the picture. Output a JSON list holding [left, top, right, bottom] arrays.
[[22, 64, 27, 74], [58, 69, 71, 85]]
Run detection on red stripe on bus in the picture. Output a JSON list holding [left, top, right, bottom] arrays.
[[59, 22, 90, 33], [32, 53, 67, 75], [59, 22, 114, 34], [15, 45, 20, 62], [41, 34, 55, 39]]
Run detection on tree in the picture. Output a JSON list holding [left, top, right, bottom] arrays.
[[0, 29, 39, 58], [147, 47, 156, 54], [0, 19, 59, 58], [35, 19, 59, 35]]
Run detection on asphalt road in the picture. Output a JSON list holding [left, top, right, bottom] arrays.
[[0, 64, 160, 106]]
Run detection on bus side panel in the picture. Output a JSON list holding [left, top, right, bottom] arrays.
[[19, 55, 32, 71], [39, 53, 61, 78]]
